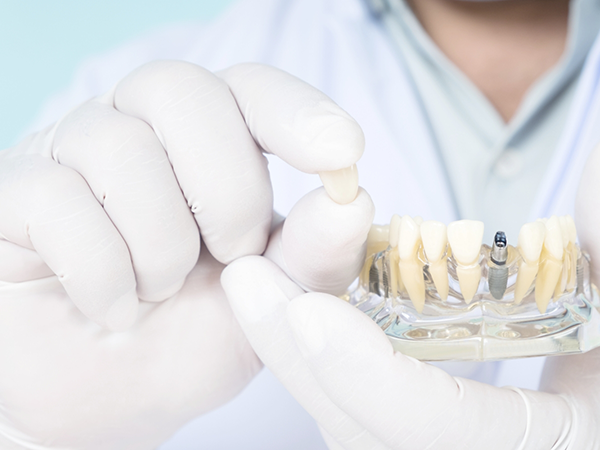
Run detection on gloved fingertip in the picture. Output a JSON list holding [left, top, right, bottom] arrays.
[[105, 288, 139, 331]]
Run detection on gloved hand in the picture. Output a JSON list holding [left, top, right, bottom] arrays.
[[223, 145, 600, 450], [0, 61, 365, 449]]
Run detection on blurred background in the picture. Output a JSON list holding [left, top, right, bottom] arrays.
[[0, 0, 236, 150]]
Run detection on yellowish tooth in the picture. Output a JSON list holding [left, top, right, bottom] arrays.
[[514, 221, 546, 304], [514, 263, 538, 303], [535, 250, 563, 313], [447, 220, 484, 303], [319, 164, 358, 204], [421, 220, 449, 301], [535, 217, 564, 313], [456, 265, 481, 304], [389, 214, 401, 249], [565, 216, 578, 292], [398, 216, 425, 312], [361, 224, 390, 286]]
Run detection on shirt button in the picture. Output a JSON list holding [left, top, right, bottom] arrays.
[[493, 149, 523, 179]]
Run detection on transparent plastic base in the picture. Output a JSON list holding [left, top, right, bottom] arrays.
[[344, 245, 600, 361]]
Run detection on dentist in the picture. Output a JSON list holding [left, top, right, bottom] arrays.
[[2, 0, 600, 448]]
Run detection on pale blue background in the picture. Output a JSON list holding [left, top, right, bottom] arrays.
[[0, 0, 236, 150]]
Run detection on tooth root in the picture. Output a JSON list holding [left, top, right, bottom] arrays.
[[399, 259, 425, 312], [457, 265, 481, 303], [535, 252, 563, 313], [398, 216, 425, 311], [514, 261, 539, 304], [554, 251, 569, 297], [429, 259, 449, 301], [318, 164, 358, 204]]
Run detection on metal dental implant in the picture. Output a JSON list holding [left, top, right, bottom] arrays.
[[489, 231, 509, 300]]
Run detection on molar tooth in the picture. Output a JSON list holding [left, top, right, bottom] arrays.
[[447, 220, 484, 303], [421, 220, 449, 300], [514, 221, 546, 303], [398, 216, 425, 312], [535, 217, 563, 313], [318, 164, 358, 204]]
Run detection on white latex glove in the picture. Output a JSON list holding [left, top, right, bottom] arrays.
[[0, 61, 365, 449], [223, 147, 600, 450]]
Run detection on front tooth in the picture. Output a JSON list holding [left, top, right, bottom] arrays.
[[398, 216, 425, 312], [535, 217, 563, 313], [421, 220, 449, 300], [318, 164, 358, 204], [518, 222, 546, 264], [421, 221, 447, 262], [389, 214, 402, 249], [514, 222, 546, 303], [447, 220, 484, 265], [544, 216, 564, 260], [447, 220, 484, 303]]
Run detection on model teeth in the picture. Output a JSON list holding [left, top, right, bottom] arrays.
[[514, 222, 546, 303], [420, 220, 449, 301], [398, 216, 426, 312], [447, 220, 484, 303], [361, 215, 580, 314]]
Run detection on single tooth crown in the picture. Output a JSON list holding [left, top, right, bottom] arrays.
[[447, 220, 484, 265], [544, 216, 564, 260], [318, 164, 359, 205], [389, 214, 402, 248], [420, 220, 447, 262], [398, 216, 421, 260], [518, 222, 546, 263]]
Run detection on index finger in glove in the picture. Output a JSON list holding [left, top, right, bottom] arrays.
[[287, 294, 573, 449]]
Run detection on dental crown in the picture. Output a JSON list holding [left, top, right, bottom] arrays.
[[345, 215, 600, 361]]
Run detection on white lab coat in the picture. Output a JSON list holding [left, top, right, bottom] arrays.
[[30, 0, 600, 447]]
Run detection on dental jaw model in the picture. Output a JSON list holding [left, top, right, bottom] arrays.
[[346, 215, 600, 361]]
